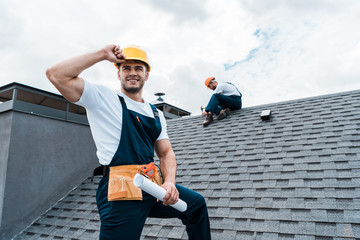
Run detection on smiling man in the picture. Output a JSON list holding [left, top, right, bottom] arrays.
[[46, 44, 211, 240]]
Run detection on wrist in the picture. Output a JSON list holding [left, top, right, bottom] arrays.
[[163, 178, 176, 185], [97, 48, 108, 61]]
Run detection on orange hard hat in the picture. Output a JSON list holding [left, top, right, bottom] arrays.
[[114, 45, 151, 72], [205, 77, 215, 87]]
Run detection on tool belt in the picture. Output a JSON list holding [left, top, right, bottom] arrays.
[[107, 163, 163, 201]]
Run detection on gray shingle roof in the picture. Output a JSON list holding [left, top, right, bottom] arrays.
[[14, 89, 360, 240]]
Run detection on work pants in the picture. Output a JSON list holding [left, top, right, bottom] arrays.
[[205, 94, 242, 115], [98, 183, 211, 240]]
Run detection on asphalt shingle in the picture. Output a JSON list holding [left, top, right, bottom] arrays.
[[13, 89, 360, 240]]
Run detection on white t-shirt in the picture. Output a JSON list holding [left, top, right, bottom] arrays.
[[215, 82, 241, 97], [75, 80, 168, 165]]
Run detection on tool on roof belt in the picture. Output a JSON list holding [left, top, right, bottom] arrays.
[[140, 162, 156, 178], [108, 164, 163, 201]]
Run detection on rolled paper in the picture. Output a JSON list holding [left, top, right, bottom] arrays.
[[133, 173, 187, 212]]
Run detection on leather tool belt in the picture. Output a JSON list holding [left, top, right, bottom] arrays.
[[108, 163, 163, 201]]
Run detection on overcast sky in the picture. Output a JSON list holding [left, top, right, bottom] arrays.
[[1, 0, 360, 115]]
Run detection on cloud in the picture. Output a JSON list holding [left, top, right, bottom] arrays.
[[1, 0, 360, 117], [145, 0, 209, 24], [0, 2, 23, 49], [218, 0, 360, 107]]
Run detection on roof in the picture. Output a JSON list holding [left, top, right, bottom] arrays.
[[0, 82, 87, 125], [14, 89, 360, 239], [0, 82, 64, 100], [152, 100, 191, 119]]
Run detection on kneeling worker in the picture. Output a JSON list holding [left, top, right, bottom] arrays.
[[202, 77, 242, 126], [46, 44, 211, 240]]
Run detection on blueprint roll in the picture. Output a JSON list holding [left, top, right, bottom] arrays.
[[133, 173, 187, 212]]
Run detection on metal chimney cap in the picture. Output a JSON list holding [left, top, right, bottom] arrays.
[[155, 92, 165, 101]]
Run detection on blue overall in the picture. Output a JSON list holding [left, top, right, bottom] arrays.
[[96, 96, 211, 240], [205, 82, 242, 115]]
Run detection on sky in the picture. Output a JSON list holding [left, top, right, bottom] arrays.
[[1, 0, 360, 115]]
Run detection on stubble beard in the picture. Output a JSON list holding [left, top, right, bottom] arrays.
[[121, 79, 145, 94], [122, 85, 142, 93]]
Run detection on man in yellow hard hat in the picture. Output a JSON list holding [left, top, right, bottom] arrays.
[[202, 77, 242, 126], [46, 44, 211, 239]]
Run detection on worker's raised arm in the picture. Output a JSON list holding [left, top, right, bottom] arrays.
[[46, 44, 126, 102]]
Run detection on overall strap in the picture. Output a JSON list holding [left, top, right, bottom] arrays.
[[150, 103, 162, 139], [92, 97, 162, 178], [119, 96, 160, 117], [119, 96, 160, 120], [109, 95, 162, 166], [150, 104, 159, 118], [226, 82, 242, 97], [119, 95, 125, 104]]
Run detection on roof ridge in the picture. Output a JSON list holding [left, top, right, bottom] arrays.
[[167, 88, 360, 122]]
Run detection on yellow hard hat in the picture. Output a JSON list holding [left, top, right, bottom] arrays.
[[205, 77, 215, 87], [114, 45, 151, 72]]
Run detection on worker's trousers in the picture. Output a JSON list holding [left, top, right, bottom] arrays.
[[205, 94, 242, 115], [98, 180, 211, 240]]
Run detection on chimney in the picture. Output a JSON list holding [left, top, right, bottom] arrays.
[[155, 92, 165, 102], [152, 92, 191, 119]]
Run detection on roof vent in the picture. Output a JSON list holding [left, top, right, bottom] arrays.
[[155, 92, 165, 102], [261, 109, 271, 121]]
